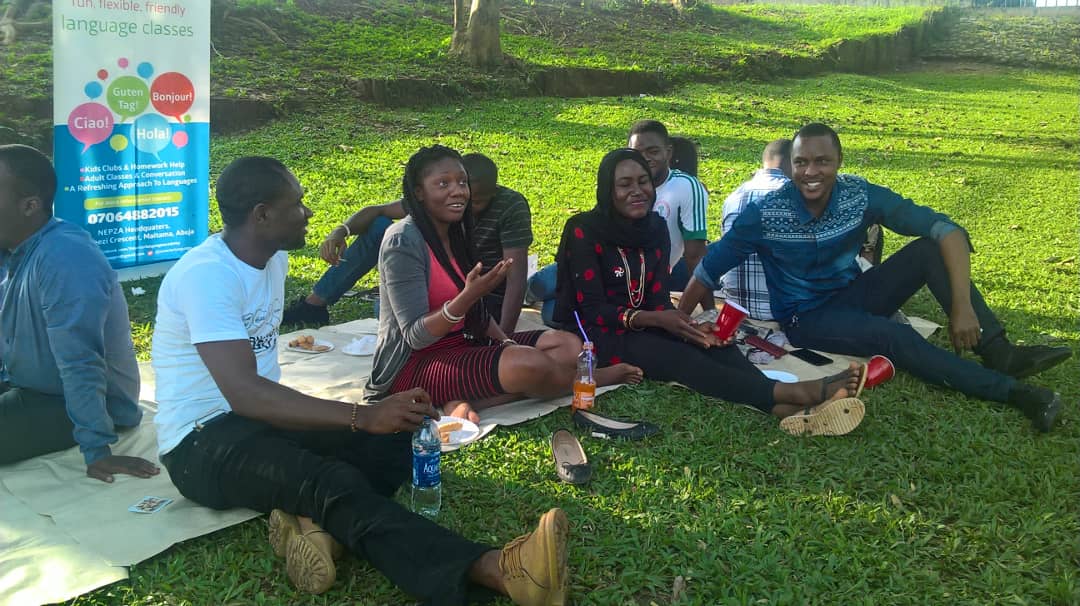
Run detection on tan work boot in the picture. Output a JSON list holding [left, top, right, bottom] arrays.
[[269, 509, 345, 559], [268, 509, 301, 558], [285, 530, 338, 594], [499, 508, 570, 606]]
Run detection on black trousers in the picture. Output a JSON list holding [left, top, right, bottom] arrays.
[[615, 330, 776, 412], [161, 414, 494, 606], [0, 384, 74, 465]]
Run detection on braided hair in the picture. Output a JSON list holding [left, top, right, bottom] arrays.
[[401, 144, 492, 340]]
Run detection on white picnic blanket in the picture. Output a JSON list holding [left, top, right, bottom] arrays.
[[0, 309, 936, 606], [0, 313, 613, 606]]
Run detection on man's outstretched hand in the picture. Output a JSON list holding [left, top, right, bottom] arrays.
[[362, 388, 440, 434], [86, 455, 161, 483]]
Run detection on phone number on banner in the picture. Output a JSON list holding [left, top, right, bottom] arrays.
[[87, 207, 181, 225]]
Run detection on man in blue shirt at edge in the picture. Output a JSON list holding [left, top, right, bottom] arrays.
[[678, 123, 1070, 432], [0, 144, 159, 481]]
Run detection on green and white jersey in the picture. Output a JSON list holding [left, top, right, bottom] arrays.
[[653, 169, 709, 268]]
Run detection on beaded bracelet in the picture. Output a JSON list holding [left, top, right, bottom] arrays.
[[441, 301, 465, 323], [349, 402, 360, 432]]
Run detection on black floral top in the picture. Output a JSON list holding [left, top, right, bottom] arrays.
[[562, 221, 674, 365]]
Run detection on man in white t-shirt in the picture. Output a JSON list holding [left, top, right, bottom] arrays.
[[627, 120, 709, 293], [152, 156, 568, 605]]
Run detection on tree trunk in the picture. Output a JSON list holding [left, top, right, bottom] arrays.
[[0, 0, 35, 46], [451, 0, 468, 51], [458, 0, 502, 69]]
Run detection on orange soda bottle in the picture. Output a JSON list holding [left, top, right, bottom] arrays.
[[571, 341, 596, 411]]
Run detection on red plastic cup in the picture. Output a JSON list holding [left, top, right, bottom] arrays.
[[714, 301, 749, 341], [864, 355, 895, 389]]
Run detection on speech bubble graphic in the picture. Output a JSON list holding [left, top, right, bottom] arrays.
[[171, 131, 189, 149], [150, 72, 195, 121], [137, 62, 154, 79], [118, 57, 129, 69], [132, 114, 171, 156], [107, 75, 150, 120], [67, 103, 114, 152], [85, 81, 103, 99], [110, 134, 129, 152], [97, 69, 108, 80]]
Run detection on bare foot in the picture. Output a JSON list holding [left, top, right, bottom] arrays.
[[441, 400, 481, 424], [817, 362, 862, 402], [595, 363, 644, 386], [777, 362, 861, 407]]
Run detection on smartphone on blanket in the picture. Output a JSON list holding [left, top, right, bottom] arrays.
[[790, 348, 833, 366]]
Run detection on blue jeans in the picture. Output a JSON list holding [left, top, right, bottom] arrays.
[[667, 258, 689, 292], [785, 237, 1014, 402], [312, 216, 392, 306], [526, 263, 560, 328], [527, 259, 689, 328]]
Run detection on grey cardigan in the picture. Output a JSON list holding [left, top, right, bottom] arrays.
[[365, 217, 443, 399]]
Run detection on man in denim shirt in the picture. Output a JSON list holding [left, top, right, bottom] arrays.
[[679, 124, 1069, 432], [0, 145, 158, 482]]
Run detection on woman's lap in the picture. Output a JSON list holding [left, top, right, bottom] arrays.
[[616, 330, 775, 411], [389, 330, 545, 404]]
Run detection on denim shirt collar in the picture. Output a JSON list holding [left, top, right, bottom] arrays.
[[793, 180, 842, 225], [4, 218, 60, 272]]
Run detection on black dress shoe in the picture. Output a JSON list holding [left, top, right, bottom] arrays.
[[983, 343, 1072, 379], [1009, 384, 1063, 433], [551, 429, 591, 485], [571, 410, 659, 441], [1031, 392, 1063, 434]]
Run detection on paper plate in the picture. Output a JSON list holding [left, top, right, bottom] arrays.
[[342, 335, 377, 356], [286, 339, 335, 354], [763, 369, 798, 383], [437, 416, 480, 450]]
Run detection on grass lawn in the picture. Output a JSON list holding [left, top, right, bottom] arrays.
[[86, 62, 1080, 605]]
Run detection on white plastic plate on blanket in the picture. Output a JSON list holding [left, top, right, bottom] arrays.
[[342, 335, 377, 356], [763, 369, 798, 383], [437, 416, 480, 450], [286, 339, 335, 354]]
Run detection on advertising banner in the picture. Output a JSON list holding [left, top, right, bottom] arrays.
[[53, 1, 209, 269]]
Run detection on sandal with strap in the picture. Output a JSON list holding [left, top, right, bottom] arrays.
[[819, 364, 868, 401], [779, 397, 865, 437]]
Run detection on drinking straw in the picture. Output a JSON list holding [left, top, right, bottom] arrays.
[[573, 311, 589, 344], [572, 311, 594, 382]]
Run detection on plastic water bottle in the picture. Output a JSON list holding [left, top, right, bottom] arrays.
[[411, 416, 441, 518], [572, 341, 596, 411]]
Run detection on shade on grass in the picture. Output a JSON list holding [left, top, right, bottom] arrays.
[[103, 64, 1078, 605]]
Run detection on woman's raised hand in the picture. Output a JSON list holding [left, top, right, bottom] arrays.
[[463, 259, 512, 298]]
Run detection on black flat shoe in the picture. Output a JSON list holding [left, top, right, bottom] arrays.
[[551, 429, 591, 485], [571, 410, 659, 441]]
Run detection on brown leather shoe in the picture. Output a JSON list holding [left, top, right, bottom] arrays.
[[500, 508, 570, 606]]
